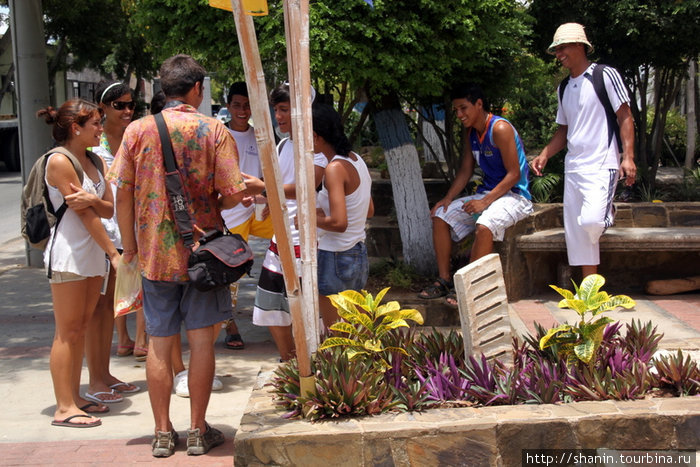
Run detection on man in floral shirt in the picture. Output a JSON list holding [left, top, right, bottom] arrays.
[[109, 54, 263, 457]]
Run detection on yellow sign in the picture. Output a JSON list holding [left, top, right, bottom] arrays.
[[242, 0, 268, 16], [208, 0, 268, 16], [208, 0, 232, 11]]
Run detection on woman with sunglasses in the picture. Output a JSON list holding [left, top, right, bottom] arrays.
[[37, 99, 121, 427], [80, 81, 143, 407]]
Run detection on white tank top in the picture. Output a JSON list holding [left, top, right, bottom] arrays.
[[43, 153, 108, 277], [317, 153, 372, 252]]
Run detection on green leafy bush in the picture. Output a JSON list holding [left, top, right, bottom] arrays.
[[540, 275, 636, 364]]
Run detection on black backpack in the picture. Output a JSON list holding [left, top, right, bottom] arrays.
[[20, 147, 104, 275], [559, 63, 623, 152]]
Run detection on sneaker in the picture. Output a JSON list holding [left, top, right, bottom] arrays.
[[212, 375, 223, 391], [186, 423, 224, 456], [174, 370, 189, 398], [152, 429, 179, 457]]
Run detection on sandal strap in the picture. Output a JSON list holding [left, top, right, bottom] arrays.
[[435, 277, 453, 289]]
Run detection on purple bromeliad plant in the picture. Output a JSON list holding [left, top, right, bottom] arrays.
[[413, 352, 471, 402]]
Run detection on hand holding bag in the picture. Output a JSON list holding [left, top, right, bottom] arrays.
[[154, 113, 254, 291]]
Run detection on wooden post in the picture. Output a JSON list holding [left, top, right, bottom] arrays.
[[283, 0, 320, 357], [229, 0, 313, 380]]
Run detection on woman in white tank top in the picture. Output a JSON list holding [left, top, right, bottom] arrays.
[[37, 99, 120, 428], [311, 102, 374, 327]]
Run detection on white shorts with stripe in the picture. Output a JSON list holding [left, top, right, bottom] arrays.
[[252, 243, 302, 327], [563, 169, 618, 266], [433, 191, 533, 242]]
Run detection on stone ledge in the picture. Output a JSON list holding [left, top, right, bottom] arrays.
[[233, 373, 700, 466], [517, 227, 700, 252]]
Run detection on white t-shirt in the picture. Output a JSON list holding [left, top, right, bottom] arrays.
[[556, 63, 629, 174], [276, 138, 328, 245], [317, 153, 372, 252], [221, 126, 261, 228]]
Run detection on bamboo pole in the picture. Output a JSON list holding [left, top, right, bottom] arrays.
[[229, 0, 313, 379], [283, 0, 320, 358]]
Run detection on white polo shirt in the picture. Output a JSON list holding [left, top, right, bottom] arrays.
[[556, 63, 629, 174]]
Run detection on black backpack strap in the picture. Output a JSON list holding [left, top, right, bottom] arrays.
[[154, 113, 195, 248], [558, 76, 570, 104], [592, 64, 623, 152], [41, 150, 72, 279]]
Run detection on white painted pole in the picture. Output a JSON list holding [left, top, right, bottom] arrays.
[[9, 0, 53, 267]]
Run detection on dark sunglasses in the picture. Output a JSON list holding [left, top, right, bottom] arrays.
[[111, 100, 136, 111]]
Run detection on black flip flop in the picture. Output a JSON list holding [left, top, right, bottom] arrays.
[[225, 333, 245, 350], [51, 414, 102, 428]]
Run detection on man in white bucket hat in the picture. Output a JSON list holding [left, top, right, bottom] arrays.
[[531, 22, 636, 279]]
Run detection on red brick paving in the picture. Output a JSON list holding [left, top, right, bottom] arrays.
[[651, 296, 700, 333], [1, 437, 234, 465], [510, 299, 560, 335]]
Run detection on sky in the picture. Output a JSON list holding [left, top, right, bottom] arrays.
[[1, 6, 8, 35]]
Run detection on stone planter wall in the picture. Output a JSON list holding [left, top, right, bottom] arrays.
[[234, 376, 699, 466]]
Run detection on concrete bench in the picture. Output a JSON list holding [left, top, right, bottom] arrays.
[[517, 227, 700, 252]]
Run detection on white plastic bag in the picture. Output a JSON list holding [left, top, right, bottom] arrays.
[[114, 255, 142, 317]]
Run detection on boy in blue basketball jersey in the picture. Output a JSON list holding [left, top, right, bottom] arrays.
[[419, 84, 533, 305]]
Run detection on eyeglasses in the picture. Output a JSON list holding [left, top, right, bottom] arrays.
[[111, 100, 135, 111]]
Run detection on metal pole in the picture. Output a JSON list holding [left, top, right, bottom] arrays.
[[9, 0, 53, 267]]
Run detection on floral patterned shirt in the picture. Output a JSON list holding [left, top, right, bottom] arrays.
[[108, 104, 245, 281]]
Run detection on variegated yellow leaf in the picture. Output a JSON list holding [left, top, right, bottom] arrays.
[[319, 336, 357, 350], [329, 322, 356, 335], [550, 284, 575, 300]]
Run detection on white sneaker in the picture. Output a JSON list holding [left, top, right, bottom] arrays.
[[174, 370, 189, 398], [212, 375, 223, 391], [174, 370, 222, 396]]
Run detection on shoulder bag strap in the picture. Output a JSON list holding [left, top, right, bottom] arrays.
[[154, 113, 195, 248]]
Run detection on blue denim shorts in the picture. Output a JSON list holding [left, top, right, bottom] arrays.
[[141, 278, 232, 337], [317, 242, 369, 296]]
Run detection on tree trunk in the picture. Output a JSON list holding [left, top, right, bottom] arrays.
[[630, 66, 650, 177], [649, 67, 686, 186], [373, 106, 436, 275], [686, 60, 696, 170], [419, 105, 445, 163]]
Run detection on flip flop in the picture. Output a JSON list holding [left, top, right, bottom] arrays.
[[225, 333, 245, 350], [109, 382, 140, 394], [79, 402, 110, 414], [52, 414, 102, 428], [116, 344, 134, 357], [134, 346, 148, 362], [84, 389, 123, 404]]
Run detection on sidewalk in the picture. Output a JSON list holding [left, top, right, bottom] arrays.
[[0, 236, 279, 465], [0, 235, 698, 465]]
